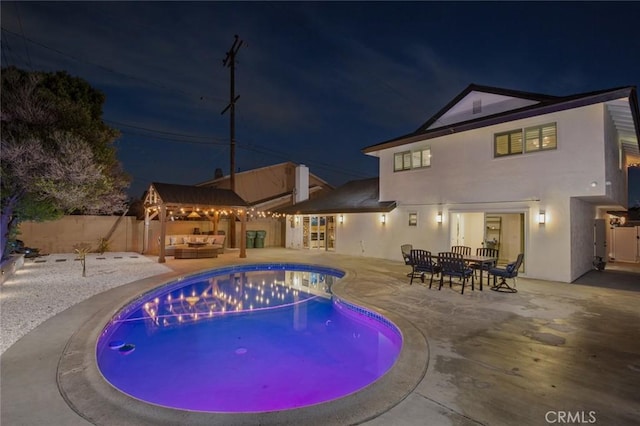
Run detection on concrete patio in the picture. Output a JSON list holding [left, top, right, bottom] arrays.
[[1, 248, 639, 425]]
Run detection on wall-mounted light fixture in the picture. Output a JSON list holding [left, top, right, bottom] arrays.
[[380, 214, 386, 225], [295, 215, 300, 225], [338, 214, 344, 224], [538, 210, 546, 225], [436, 212, 443, 223]]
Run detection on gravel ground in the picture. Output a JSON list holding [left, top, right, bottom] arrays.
[[0, 252, 172, 354]]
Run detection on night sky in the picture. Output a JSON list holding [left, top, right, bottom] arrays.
[[2, 1, 639, 203]]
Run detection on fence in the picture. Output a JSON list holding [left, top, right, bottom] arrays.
[[17, 216, 284, 255]]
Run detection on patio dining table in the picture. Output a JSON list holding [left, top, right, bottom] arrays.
[[428, 253, 497, 291], [462, 255, 498, 291]]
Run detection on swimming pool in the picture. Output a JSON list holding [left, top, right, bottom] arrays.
[[96, 263, 403, 412]]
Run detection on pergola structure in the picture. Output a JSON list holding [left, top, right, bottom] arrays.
[[143, 182, 249, 263]]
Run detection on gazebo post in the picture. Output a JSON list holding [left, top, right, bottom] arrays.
[[158, 204, 167, 263], [143, 208, 150, 254], [240, 208, 247, 258], [213, 210, 219, 234]]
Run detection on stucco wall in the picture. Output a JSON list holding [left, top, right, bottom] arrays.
[[570, 197, 598, 281], [379, 104, 611, 205], [369, 103, 621, 282], [18, 216, 143, 254]]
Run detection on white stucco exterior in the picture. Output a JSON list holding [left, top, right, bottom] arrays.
[[285, 85, 639, 283]]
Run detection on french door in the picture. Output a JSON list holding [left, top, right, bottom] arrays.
[[303, 216, 335, 250]]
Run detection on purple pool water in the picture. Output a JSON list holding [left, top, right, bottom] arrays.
[[96, 264, 402, 413]]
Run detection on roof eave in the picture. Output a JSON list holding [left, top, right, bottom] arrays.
[[363, 86, 636, 154]]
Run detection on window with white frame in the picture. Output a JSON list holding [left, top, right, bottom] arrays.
[[394, 146, 431, 171], [495, 123, 556, 157]]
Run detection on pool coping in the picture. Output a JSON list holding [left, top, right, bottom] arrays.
[[57, 262, 429, 425]]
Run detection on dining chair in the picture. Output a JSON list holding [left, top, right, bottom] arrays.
[[409, 249, 442, 288], [438, 251, 474, 294], [401, 244, 413, 277], [451, 245, 472, 256], [489, 253, 524, 293]]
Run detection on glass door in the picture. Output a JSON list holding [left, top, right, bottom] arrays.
[[305, 215, 335, 251], [310, 216, 326, 249]]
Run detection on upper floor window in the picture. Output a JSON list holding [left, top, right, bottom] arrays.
[[394, 147, 431, 172], [495, 123, 556, 157], [525, 123, 557, 152]]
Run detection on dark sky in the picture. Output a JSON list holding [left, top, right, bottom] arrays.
[[2, 1, 639, 202]]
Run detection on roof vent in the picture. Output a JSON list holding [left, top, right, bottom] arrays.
[[472, 99, 482, 114]]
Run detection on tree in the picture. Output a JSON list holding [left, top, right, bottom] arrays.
[[1, 67, 129, 260]]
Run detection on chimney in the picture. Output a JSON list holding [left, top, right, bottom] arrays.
[[294, 164, 309, 204], [214, 168, 224, 179]]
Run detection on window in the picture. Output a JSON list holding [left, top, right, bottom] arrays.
[[494, 130, 523, 157], [394, 151, 411, 171], [525, 123, 556, 152], [394, 147, 431, 172], [495, 123, 556, 157]]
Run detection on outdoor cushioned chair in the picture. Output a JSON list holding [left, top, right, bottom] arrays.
[[401, 244, 413, 277], [438, 251, 474, 294], [409, 249, 441, 288], [489, 253, 524, 293]]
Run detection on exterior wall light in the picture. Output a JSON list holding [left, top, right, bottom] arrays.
[[436, 212, 443, 223], [380, 214, 386, 225], [338, 214, 344, 224], [538, 211, 546, 225]]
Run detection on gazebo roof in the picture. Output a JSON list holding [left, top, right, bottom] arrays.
[[145, 182, 248, 209]]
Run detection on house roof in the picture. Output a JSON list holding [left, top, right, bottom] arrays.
[[146, 182, 248, 208], [362, 84, 640, 160], [197, 161, 332, 189], [195, 161, 334, 210], [277, 177, 396, 215]]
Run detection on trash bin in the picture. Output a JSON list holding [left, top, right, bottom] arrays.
[[246, 231, 256, 248], [255, 230, 267, 248]]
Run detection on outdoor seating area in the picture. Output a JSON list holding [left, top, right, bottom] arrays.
[[403, 244, 522, 294], [164, 234, 226, 257], [173, 246, 218, 259]]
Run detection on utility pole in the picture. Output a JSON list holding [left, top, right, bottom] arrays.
[[221, 35, 243, 248], [221, 34, 243, 193]]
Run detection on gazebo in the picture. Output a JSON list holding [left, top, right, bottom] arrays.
[[143, 182, 249, 262]]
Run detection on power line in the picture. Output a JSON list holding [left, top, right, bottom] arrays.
[[116, 129, 229, 146], [1, 35, 12, 66], [236, 141, 372, 180], [0, 27, 226, 103], [105, 120, 227, 141], [14, 3, 32, 70]]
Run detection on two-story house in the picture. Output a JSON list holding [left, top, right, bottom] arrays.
[[283, 84, 639, 283]]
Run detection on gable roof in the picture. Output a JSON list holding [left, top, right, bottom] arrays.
[[363, 84, 639, 156], [277, 177, 396, 215], [146, 182, 248, 208], [416, 84, 559, 132]]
